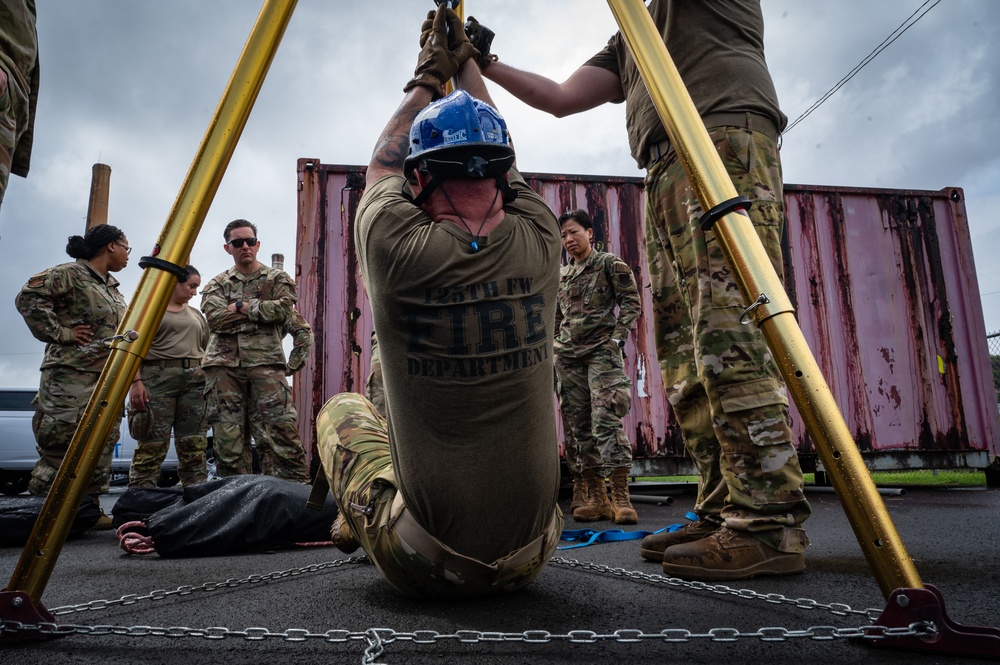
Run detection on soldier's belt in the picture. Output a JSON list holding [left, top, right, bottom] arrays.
[[391, 491, 556, 576], [648, 111, 780, 166], [142, 358, 202, 369]]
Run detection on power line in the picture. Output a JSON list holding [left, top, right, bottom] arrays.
[[784, 0, 941, 134]]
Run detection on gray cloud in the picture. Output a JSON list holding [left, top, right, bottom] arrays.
[[2, 0, 999, 388]]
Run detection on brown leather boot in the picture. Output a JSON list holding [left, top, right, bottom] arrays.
[[609, 467, 638, 525], [661, 527, 805, 580], [89, 494, 114, 531], [569, 472, 587, 512], [639, 519, 720, 561], [572, 469, 613, 522], [331, 512, 359, 554]]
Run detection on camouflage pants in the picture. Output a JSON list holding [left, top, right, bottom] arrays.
[[365, 332, 386, 417], [128, 364, 209, 488], [29, 367, 120, 497], [555, 344, 632, 475], [204, 365, 308, 483], [644, 126, 810, 553], [316, 392, 562, 599], [0, 70, 25, 210]]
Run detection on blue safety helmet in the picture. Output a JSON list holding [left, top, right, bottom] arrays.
[[403, 90, 515, 183]]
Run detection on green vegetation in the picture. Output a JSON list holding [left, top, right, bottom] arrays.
[[866, 470, 986, 487], [638, 470, 986, 487]]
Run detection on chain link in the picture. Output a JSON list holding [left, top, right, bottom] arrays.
[[4, 554, 930, 665], [47, 557, 369, 616], [0, 619, 936, 649], [549, 557, 884, 619]]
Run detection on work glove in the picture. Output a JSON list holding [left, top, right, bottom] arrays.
[[464, 16, 497, 70], [419, 10, 435, 48], [404, 5, 480, 98]]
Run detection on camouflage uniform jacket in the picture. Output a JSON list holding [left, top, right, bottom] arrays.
[[554, 250, 640, 359], [283, 308, 313, 374], [15, 259, 127, 372], [201, 265, 297, 368]]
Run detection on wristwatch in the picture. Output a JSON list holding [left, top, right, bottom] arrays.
[[235, 300, 244, 312], [612, 338, 625, 349]]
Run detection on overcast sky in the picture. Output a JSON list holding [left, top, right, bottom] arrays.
[[1, 0, 998, 387]]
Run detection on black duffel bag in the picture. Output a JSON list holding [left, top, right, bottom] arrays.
[[115, 474, 337, 558]]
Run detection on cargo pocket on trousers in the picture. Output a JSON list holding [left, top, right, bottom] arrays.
[[718, 378, 792, 449], [718, 379, 798, 502], [598, 370, 632, 419], [361, 478, 396, 536], [203, 374, 220, 424]]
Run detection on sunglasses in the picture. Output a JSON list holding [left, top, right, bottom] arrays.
[[228, 237, 258, 248]]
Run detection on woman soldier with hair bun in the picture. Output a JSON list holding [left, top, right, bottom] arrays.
[[16, 223, 131, 528]]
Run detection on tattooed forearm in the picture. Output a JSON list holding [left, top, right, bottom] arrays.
[[372, 114, 415, 172], [367, 90, 432, 186]]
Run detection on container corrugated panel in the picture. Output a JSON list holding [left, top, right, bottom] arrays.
[[294, 159, 999, 475], [784, 185, 998, 471]]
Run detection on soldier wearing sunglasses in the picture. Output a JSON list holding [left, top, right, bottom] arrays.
[[200, 219, 309, 483]]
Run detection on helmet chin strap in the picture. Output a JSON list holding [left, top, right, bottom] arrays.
[[496, 174, 519, 204], [410, 172, 441, 207]]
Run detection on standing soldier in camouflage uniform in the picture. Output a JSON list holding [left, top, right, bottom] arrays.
[[201, 219, 309, 483], [127, 265, 209, 488], [555, 209, 641, 525], [15, 224, 131, 528], [480, 0, 811, 580], [251, 307, 313, 476], [0, 0, 38, 211]]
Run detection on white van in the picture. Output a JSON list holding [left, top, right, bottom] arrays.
[[0, 387, 180, 495]]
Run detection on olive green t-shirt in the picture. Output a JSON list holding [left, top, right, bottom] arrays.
[[355, 168, 561, 562], [146, 306, 209, 362], [585, 0, 786, 168]]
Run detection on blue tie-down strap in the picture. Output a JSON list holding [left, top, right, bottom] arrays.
[[558, 511, 700, 550]]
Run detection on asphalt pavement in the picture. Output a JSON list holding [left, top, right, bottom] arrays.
[[1, 483, 998, 664]]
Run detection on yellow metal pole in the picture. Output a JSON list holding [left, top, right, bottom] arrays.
[[6, 0, 298, 604], [607, 0, 922, 598]]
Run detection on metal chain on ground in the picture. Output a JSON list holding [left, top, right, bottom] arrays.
[[0, 618, 936, 660], [550, 556, 885, 620], [3, 554, 930, 665], [47, 557, 369, 616]]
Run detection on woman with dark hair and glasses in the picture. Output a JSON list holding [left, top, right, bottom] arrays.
[[15, 223, 131, 528]]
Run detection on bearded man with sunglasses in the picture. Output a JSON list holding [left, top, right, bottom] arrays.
[[200, 219, 309, 482]]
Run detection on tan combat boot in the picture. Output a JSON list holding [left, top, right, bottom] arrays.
[[639, 519, 720, 561], [609, 467, 638, 525], [569, 472, 588, 512], [331, 512, 359, 554], [572, 469, 613, 522], [661, 526, 805, 581], [90, 494, 114, 531]]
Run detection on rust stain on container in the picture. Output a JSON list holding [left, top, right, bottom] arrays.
[[296, 164, 999, 475]]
